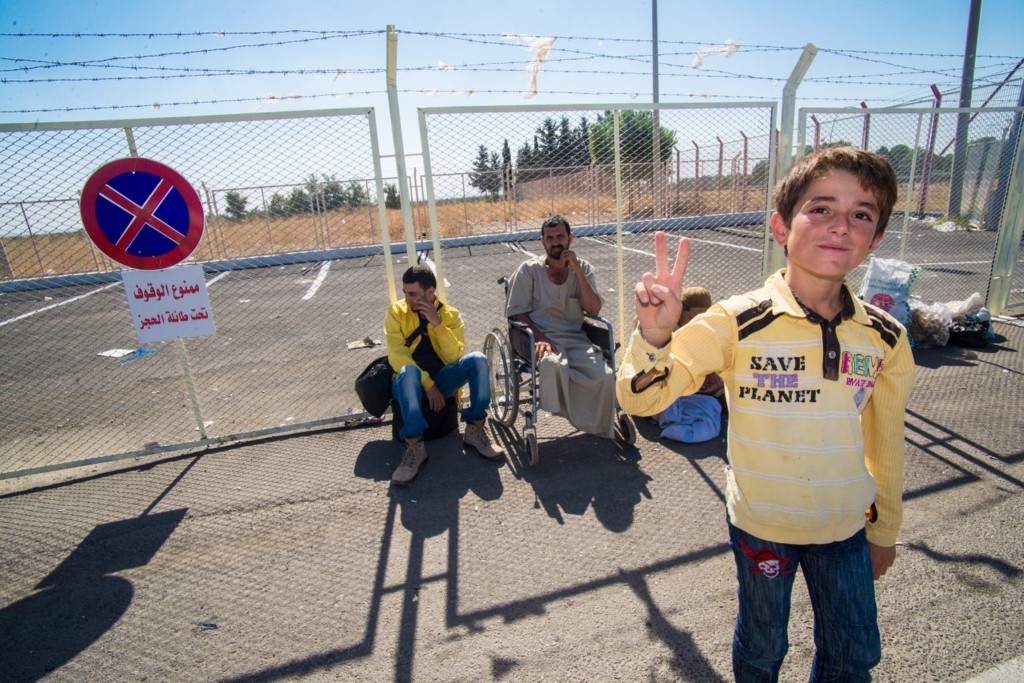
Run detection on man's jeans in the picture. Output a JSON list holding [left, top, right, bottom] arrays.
[[728, 521, 880, 683], [392, 352, 491, 441]]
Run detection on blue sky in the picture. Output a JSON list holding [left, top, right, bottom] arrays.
[[1, 0, 1021, 174], [2, 0, 1021, 114]]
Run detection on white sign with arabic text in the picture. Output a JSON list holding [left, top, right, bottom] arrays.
[[122, 264, 216, 343]]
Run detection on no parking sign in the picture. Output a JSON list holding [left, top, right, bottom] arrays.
[[81, 158, 215, 343], [80, 157, 205, 270]]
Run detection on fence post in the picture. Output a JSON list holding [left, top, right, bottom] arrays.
[[740, 131, 749, 209], [0, 237, 13, 279], [716, 136, 724, 199], [259, 187, 275, 253], [899, 113, 926, 261], [613, 110, 626, 350], [366, 107, 397, 304], [385, 25, 419, 263], [947, 0, 983, 218], [769, 43, 817, 279], [860, 102, 871, 150], [985, 106, 1024, 316], [417, 110, 447, 298], [984, 77, 1024, 231], [17, 203, 45, 275], [918, 85, 943, 215], [692, 141, 700, 208]]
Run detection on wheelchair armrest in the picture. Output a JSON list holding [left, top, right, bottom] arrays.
[[507, 318, 536, 369], [582, 315, 618, 370]]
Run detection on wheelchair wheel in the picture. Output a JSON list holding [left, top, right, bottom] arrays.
[[526, 431, 540, 467], [483, 328, 519, 428], [617, 413, 637, 446]]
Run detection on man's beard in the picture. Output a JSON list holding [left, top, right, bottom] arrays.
[[546, 246, 564, 259]]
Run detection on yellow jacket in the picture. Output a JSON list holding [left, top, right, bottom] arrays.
[[384, 298, 465, 391], [617, 271, 915, 547]]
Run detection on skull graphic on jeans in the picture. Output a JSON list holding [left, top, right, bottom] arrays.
[[740, 538, 794, 578]]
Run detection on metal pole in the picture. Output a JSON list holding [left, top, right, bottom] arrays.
[[177, 338, 207, 439], [918, 85, 942, 215], [860, 102, 871, 150], [417, 110, 447, 301], [984, 76, 1024, 231], [778, 43, 818, 175], [692, 141, 700, 207], [948, 0, 983, 216], [613, 111, 626, 350], [366, 110, 397, 304], [810, 115, 820, 149], [899, 112, 926, 261], [675, 147, 681, 209], [741, 131, 749, 208], [986, 103, 1024, 315], [716, 136, 724, 195], [651, 0, 661, 219], [774, 43, 818, 273], [386, 25, 418, 259]]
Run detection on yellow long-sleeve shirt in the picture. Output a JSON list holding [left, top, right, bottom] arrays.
[[616, 271, 915, 547], [384, 298, 465, 391]]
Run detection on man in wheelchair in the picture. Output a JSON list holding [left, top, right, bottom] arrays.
[[505, 215, 617, 440], [385, 265, 505, 485]]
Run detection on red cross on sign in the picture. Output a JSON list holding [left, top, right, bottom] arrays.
[[80, 157, 205, 270]]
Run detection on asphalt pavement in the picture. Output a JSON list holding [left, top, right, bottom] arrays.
[[0, 316, 1021, 682]]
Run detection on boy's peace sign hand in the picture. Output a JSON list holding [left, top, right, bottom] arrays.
[[635, 232, 690, 348]]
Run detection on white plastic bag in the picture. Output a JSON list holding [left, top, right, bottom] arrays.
[[909, 300, 951, 348], [858, 257, 919, 332]]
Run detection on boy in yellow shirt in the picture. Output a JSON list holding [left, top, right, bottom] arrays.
[[617, 147, 915, 681]]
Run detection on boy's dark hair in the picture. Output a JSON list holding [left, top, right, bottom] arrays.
[[541, 214, 571, 234], [773, 146, 899, 236], [680, 286, 712, 311], [402, 264, 436, 290]]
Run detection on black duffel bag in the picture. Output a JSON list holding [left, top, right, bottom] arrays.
[[354, 356, 394, 418]]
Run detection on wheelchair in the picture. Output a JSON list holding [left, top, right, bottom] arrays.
[[482, 276, 636, 466]]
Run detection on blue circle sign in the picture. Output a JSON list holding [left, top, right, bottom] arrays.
[[81, 157, 205, 270]]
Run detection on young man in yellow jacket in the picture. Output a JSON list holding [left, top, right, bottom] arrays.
[[617, 147, 915, 681], [385, 265, 504, 485]]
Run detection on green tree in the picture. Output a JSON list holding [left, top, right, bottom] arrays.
[[223, 191, 248, 220], [501, 139, 513, 197], [342, 181, 368, 207], [314, 175, 345, 211], [384, 182, 401, 209], [588, 110, 676, 180], [469, 144, 501, 198], [287, 187, 310, 215], [267, 191, 290, 216]]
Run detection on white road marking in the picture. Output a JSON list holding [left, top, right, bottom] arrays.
[[0, 282, 119, 328], [301, 261, 331, 300], [582, 234, 761, 255], [3, 269, 225, 328]]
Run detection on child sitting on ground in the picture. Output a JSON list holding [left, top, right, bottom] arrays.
[[656, 287, 725, 443]]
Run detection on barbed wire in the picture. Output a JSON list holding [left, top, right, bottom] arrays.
[[0, 32, 380, 73], [0, 86, 956, 117], [3, 29, 1020, 62], [0, 28, 1019, 118]]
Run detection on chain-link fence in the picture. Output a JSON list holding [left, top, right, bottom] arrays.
[[797, 105, 1024, 310], [417, 103, 778, 351], [3, 101, 1022, 481], [0, 109, 394, 479]]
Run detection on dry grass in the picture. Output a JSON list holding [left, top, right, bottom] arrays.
[[1, 181, 958, 280]]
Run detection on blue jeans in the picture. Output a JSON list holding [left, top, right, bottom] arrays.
[[728, 521, 880, 683], [392, 351, 491, 441]]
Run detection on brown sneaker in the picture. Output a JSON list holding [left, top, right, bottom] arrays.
[[463, 420, 505, 460], [392, 437, 427, 485]]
